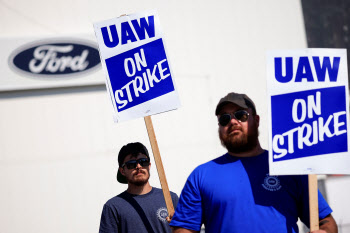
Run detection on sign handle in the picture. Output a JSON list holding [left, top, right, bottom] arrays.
[[144, 116, 175, 216], [309, 174, 319, 231]]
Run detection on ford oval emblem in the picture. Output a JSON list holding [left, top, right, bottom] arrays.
[[8, 38, 101, 78]]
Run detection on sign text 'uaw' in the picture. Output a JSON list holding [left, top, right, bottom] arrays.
[[266, 49, 350, 175], [100, 15, 155, 48], [93, 10, 180, 122]]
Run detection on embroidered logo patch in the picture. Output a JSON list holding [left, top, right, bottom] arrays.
[[156, 207, 168, 222], [262, 174, 282, 191]]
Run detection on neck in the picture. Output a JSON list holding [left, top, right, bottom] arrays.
[[228, 142, 264, 158], [126, 182, 152, 195]]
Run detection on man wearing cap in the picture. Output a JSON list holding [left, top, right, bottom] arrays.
[[170, 92, 337, 233], [99, 142, 178, 233]]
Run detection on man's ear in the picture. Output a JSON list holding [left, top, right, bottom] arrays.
[[119, 167, 125, 176], [255, 114, 260, 127]]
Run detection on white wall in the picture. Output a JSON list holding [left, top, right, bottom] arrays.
[[0, 1, 327, 233], [325, 176, 350, 233]]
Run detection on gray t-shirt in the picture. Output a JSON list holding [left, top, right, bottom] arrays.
[[99, 187, 179, 233]]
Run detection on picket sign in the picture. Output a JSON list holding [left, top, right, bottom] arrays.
[[93, 10, 180, 217], [267, 49, 350, 230], [144, 116, 174, 216], [309, 174, 319, 231]]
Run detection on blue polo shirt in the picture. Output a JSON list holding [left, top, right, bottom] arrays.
[[170, 151, 332, 233]]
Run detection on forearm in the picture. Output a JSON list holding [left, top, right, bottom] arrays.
[[310, 214, 338, 233], [171, 226, 199, 233], [319, 214, 338, 233]]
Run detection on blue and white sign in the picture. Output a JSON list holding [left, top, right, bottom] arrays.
[[267, 49, 350, 175], [93, 10, 180, 122]]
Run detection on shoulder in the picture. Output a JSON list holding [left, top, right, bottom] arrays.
[[180, 154, 229, 190], [190, 154, 231, 177], [151, 187, 178, 197], [103, 191, 129, 208], [197, 154, 229, 170], [151, 187, 164, 195], [170, 190, 179, 199]]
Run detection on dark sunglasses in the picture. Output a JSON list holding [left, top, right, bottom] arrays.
[[122, 158, 150, 169], [218, 110, 250, 126]]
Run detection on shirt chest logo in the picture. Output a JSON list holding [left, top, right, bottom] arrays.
[[262, 174, 282, 191], [156, 207, 168, 222]]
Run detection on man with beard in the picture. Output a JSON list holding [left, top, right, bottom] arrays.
[[99, 142, 178, 233], [170, 92, 337, 233]]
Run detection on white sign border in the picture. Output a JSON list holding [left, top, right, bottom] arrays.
[[93, 10, 181, 123], [266, 48, 350, 175]]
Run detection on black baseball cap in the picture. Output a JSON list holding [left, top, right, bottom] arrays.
[[215, 92, 256, 115], [117, 142, 150, 184]]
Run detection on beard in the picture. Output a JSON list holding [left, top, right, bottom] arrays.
[[219, 124, 259, 154], [128, 169, 150, 186]]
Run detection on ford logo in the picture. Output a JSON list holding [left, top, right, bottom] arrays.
[[9, 38, 101, 77]]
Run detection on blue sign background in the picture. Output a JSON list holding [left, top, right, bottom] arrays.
[[271, 86, 348, 162], [105, 38, 175, 112]]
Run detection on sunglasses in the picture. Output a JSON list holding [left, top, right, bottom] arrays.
[[121, 158, 150, 170], [218, 110, 250, 126]]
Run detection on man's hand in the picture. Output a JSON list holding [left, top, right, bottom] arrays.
[[166, 213, 174, 224], [166, 216, 172, 224]]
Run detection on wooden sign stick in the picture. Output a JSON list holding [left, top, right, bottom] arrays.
[[144, 115, 175, 216], [309, 174, 319, 231]]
